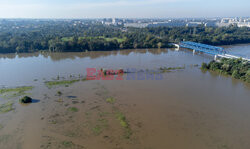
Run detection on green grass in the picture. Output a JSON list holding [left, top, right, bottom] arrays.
[[92, 125, 102, 135], [91, 116, 109, 135], [45, 79, 80, 88], [159, 66, 185, 71], [0, 86, 33, 95], [124, 129, 133, 139], [62, 36, 126, 43], [60, 140, 84, 149], [159, 66, 185, 73], [116, 112, 129, 128], [1, 93, 31, 100], [51, 120, 57, 124], [68, 107, 78, 112], [98, 118, 108, 128], [61, 37, 73, 42], [0, 86, 33, 99], [116, 112, 133, 139], [61, 141, 73, 148], [106, 97, 116, 104], [0, 101, 14, 114], [101, 36, 126, 43]]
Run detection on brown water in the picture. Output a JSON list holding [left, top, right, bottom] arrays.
[[0, 45, 250, 149]]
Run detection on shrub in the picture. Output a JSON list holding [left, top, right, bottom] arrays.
[[201, 62, 208, 69], [201, 58, 249, 83], [19, 96, 32, 104]]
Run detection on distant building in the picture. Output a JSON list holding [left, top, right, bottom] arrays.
[[148, 22, 186, 27], [112, 18, 118, 25], [204, 22, 216, 27], [124, 23, 149, 28], [216, 17, 250, 27], [237, 22, 250, 27], [186, 22, 203, 27]]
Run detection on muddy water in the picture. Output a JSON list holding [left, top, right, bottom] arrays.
[[0, 45, 250, 149]]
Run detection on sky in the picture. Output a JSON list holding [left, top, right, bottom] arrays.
[[0, 0, 249, 18]]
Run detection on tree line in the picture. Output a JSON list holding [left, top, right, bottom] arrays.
[[0, 20, 249, 53]]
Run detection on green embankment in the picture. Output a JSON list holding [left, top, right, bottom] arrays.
[[201, 58, 250, 83]]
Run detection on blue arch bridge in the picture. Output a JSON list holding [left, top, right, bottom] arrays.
[[173, 41, 250, 61]]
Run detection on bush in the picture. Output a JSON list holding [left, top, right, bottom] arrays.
[[201, 62, 208, 69], [201, 58, 249, 83], [19, 96, 32, 104], [232, 70, 241, 79], [209, 61, 221, 71]]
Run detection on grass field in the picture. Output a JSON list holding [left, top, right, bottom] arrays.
[[62, 36, 126, 43]]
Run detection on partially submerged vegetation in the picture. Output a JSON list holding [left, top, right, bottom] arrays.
[[116, 112, 132, 139], [91, 117, 109, 135], [0, 86, 33, 94], [61, 141, 74, 148], [41, 136, 85, 149], [106, 97, 116, 104], [0, 101, 14, 114], [201, 58, 250, 83], [116, 112, 129, 128], [159, 66, 185, 73], [19, 96, 32, 104], [92, 125, 102, 135], [0, 86, 33, 99], [45, 79, 80, 88], [57, 91, 62, 96], [68, 107, 79, 112]]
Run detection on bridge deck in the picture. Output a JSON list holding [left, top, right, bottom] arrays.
[[179, 41, 250, 61], [180, 41, 226, 55]]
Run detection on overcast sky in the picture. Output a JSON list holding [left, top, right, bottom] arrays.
[[0, 0, 249, 18]]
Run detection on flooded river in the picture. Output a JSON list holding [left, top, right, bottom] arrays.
[[0, 44, 250, 149]]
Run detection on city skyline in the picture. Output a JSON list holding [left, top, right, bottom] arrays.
[[0, 0, 249, 18]]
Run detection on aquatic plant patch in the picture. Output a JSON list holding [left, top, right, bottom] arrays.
[[86, 68, 164, 80], [45, 79, 80, 88], [0, 101, 14, 114], [0, 86, 33, 99], [106, 97, 116, 104], [116, 112, 133, 139]]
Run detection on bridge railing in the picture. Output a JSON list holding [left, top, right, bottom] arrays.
[[180, 41, 226, 55]]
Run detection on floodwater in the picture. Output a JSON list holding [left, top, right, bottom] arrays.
[[0, 45, 250, 149]]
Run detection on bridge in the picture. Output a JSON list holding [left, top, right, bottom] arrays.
[[176, 41, 250, 61]]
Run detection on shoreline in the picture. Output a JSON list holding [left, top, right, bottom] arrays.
[[1, 42, 250, 55]]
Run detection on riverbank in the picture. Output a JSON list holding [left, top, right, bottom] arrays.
[[201, 58, 250, 83], [1, 42, 250, 55]]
